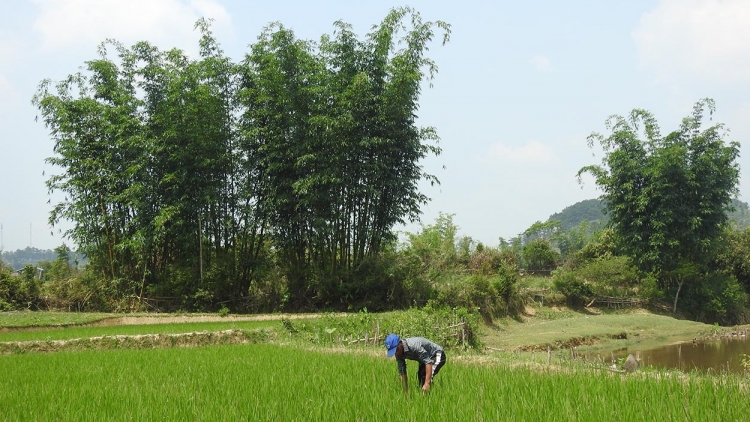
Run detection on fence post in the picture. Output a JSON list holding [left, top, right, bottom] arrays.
[[547, 346, 551, 365], [461, 317, 466, 348]]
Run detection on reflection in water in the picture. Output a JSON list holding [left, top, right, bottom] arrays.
[[612, 336, 750, 374]]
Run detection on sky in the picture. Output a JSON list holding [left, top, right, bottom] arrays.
[[1, 0, 749, 251]]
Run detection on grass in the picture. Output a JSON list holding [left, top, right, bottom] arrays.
[[0, 310, 115, 328], [481, 306, 719, 352], [1, 343, 747, 421], [1, 308, 748, 419], [0, 320, 283, 342]]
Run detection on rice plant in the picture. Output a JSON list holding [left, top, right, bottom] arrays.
[[1, 344, 747, 421]]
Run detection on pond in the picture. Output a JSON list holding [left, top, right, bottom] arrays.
[[611, 333, 750, 374]]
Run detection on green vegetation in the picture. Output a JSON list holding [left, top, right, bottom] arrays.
[[483, 308, 715, 352], [0, 8, 747, 330], [29, 8, 449, 313], [0, 310, 113, 328], [0, 320, 276, 343], [548, 198, 607, 231], [551, 198, 750, 232], [1, 343, 747, 421], [579, 99, 742, 318]]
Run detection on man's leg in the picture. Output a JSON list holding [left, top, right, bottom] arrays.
[[430, 351, 447, 382], [417, 363, 426, 388]]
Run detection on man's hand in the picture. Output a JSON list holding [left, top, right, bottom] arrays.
[[421, 363, 433, 393]]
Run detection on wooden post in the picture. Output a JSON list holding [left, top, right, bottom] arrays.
[[547, 346, 551, 365], [461, 317, 466, 348]]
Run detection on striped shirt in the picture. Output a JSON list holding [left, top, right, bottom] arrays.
[[396, 337, 444, 375]]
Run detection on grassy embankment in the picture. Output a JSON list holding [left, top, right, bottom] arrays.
[[0, 305, 729, 353]]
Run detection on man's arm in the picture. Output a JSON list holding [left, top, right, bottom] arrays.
[[400, 374, 408, 393], [421, 363, 433, 392]]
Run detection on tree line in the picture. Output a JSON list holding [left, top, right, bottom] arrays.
[[27, 9, 450, 311], [3, 10, 747, 324]]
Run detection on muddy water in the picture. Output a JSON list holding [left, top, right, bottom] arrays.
[[611, 335, 750, 374]]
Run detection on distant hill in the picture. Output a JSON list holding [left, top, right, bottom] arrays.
[[547, 199, 607, 231], [0, 247, 86, 270], [548, 198, 750, 231]]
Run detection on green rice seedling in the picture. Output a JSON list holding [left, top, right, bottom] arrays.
[[1, 344, 748, 421]]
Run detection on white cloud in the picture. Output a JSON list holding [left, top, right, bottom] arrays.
[[487, 139, 555, 165], [633, 0, 750, 86], [531, 55, 551, 72], [31, 0, 231, 51]]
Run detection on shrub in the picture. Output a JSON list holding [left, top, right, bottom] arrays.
[[682, 272, 748, 325], [577, 256, 639, 297], [522, 239, 559, 273], [552, 270, 593, 306]]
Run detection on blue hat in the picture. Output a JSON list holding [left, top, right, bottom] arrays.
[[385, 334, 400, 357]]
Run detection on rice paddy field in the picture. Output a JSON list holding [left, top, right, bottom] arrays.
[[2, 342, 748, 421]]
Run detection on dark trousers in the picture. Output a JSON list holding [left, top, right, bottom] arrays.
[[417, 351, 447, 388]]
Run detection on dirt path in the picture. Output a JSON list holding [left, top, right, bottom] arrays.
[[88, 313, 332, 326]]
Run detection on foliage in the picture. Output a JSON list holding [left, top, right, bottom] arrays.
[[741, 354, 750, 372], [522, 220, 561, 243], [548, 198, 607, 231], [32, 10, 450, 311], [522, 238, 559, 273], [713, 227, 750, 291], [403, 212, 459, 276], [552, 270, 594, 306], [578, 99, 741, 312], [0, 265, 42, 311], [679, 272, 747, 325], [552, 220, 599, 263], [546, 197, 749, 233], [299, 306, 481, 350], [576, 256, 639, 297], [0, 247, 82, 270]]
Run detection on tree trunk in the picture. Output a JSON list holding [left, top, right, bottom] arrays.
[[672, 280, 684, 314]]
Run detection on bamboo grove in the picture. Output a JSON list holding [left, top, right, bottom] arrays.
[[31, 8, 451, 311]]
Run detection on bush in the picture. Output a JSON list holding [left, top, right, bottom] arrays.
[[0, 265, 43, 310], [681, 272, 748, 325], [552, 270, 594, 306], [577, 256, 639, 297]]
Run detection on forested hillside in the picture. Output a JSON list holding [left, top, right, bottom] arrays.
[[549, 198, 750, 230], [0, 248, 57, 270], [547, 199, 606, 231], [0, 247, 85, 270]]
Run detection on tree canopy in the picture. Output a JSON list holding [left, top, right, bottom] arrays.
[[32, 9, 450, 311], [578, 99, 741, 311]]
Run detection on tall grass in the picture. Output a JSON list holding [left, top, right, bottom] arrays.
[[1, 344, 747, 421]]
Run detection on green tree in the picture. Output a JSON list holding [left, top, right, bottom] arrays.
[[578, 99, 741, 312], [714, 227, 750, 291], [239, 8, 449, 308], [522, 239, 559, 273]]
